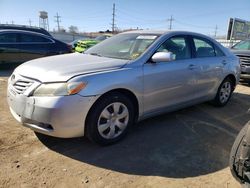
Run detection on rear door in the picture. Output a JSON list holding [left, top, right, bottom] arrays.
[[18, 33, 52, 62], [0, 32, 20, 65], [190, 36, 226, 98]]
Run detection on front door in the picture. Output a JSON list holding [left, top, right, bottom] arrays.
[[143, 36, 196, 114]]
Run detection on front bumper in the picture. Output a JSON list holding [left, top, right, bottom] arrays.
[[7, 85, 98, 138]]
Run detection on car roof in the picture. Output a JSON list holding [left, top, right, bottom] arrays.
[[121, 30, 221, 43], [0, 29, 53, 39], [0, 24, 51, 36], [122, 30, 167, 35], [122, 30, 209, 36]]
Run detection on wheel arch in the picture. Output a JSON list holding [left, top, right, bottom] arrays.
[[85, 88, 140, 133], [225, 74, 237, 90]]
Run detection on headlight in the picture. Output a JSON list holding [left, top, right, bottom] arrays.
[[33, 82, 87, 96]]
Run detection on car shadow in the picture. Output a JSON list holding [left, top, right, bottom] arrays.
[[36, 92, 250, 179]]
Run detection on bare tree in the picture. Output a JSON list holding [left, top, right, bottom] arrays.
[[68, 25, 78, 34]]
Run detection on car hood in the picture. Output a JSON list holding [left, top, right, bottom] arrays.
[[15, 53, 129, 82], [231, 49, 250, 56]]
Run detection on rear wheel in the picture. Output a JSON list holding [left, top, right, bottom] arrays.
[[212, 77, 234, 107], [86, 92, 135, 145]]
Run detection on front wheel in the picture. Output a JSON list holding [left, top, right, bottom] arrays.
[[86, 92, 135, 145], [212, 77, 234, 107]]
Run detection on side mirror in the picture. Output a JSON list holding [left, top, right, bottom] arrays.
[[151, 52, 174, 63]]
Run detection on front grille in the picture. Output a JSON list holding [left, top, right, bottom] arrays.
[[13, 80, 33, 94], [10, 75, 34, 95], [237, 55, 250, 66]]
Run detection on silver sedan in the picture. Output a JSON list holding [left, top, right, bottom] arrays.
[[7, 31, 241, 145]]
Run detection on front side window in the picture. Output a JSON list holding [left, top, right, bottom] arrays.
[[232, 40, 250, 50], [156, 36, 191, 60], [85, 33, 158, 60], [0, 33, 17, 43], [20, 34, 51, 43]]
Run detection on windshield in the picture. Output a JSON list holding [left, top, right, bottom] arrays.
[[85, 33, 159, 60], [232, 40, 250, 50]]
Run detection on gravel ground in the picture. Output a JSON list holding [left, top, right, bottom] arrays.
[[1, 70, 250, 188]]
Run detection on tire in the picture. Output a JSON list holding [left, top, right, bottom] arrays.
[[85, 92, 135, 145], [212, 77, 234, 107], [229, 121, 250, 183]]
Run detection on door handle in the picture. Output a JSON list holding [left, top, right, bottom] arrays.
[[221, 60, 227, 65], [188, 64, 197, 70]]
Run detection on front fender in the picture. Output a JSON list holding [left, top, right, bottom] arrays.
[[70, 66, 144, 115]]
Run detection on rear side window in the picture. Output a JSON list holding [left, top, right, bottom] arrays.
[[193, 38, 225, 58], [193, 38, 216, 58], [157, 36, 191, 60], [214, 45, 225, 57], [20, 34, 51, 43], [0, 33, 17, 43]]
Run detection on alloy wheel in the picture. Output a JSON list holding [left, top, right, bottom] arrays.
[[97, 102, 129, 139], [219, 81, 231, 104]]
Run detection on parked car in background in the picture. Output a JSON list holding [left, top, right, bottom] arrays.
[[75, 34, 112, 53], [7, 30, 240, 145], [230, 39, 250, 84], [0, 29, 72, 65], [0, 24, 52, 37], [69, 37, 90, 52]]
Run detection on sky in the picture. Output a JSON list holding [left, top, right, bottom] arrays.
[[0, 0, 250, 36]]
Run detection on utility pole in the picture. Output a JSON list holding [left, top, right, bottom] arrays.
[[167, 15, 174, 30], [111, 3, 116, 33], [28, 19, 32, 26], [11, 21, 14, 25], [214, 25, 218, 38], [54, 12, 61, 32]]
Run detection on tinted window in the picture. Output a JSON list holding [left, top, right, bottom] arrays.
[[193, 38, 215, 58], [214, 45, 225, 56], [0, 33, 17, 43], [20, 34, 51, 43], [157, 36, 191, 60]]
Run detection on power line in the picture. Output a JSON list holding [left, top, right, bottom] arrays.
[[117, 8, 165, 23], [178, 7, 249, 20], [54, 12, 61, 31], [174, 19, 214, 29], [167, 15, 174, 30]]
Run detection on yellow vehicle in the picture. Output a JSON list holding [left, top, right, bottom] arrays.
[[75, 34, 112, 53]]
